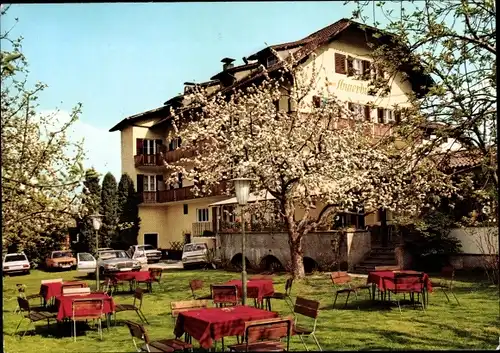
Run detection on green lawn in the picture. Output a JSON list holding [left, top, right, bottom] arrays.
[[3, 268, 499, 352]]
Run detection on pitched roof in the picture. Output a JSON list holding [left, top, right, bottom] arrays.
[[109, 105, 169, 132], [433, 149, 485, 171], [220, 18, 432, 97], [210, 61, 260, 80]]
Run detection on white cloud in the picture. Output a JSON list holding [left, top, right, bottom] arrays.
[[38, 110, 121, 181]]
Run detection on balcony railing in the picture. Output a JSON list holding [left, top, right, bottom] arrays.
[[134, 154, 163, 167], [192, 222, 213, 237], [163, 148, 196, 163], [140, 181, 229, 204], [134, 148, 196, 168]]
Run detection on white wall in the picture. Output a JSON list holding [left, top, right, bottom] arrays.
[[450, 227, 498, 255]]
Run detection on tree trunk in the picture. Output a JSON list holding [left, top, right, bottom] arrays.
[[289, 232, 305, 279]]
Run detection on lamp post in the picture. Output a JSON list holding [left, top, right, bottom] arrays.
[[232, 178, 253, 306], [90, 213, 103, 291]]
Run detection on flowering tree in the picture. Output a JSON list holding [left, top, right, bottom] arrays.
[[1, 7, 85, 257], [350, 0, 497, 210], [165, 47, 454, 278]]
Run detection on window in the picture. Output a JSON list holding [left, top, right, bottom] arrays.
[[267, 56, 277, 67], [197, 208, 209, 222], [377, 108, 395, 124], [143, 175, 156, 192], [183, 204, 188, 215], [143, 139, 156, 155], [348, 102, 365, 120], [222, 205, 236, 223], [352, 59, 363, 76]]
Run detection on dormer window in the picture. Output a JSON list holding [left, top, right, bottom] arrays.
[[267, 56, 278, 67]]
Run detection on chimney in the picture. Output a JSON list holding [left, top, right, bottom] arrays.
[[221, 57, 235, 71]]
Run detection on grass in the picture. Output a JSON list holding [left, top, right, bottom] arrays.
[[3, 268, 499, 352]]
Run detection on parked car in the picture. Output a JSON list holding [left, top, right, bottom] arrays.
[[181, 243, 209, 269], [45, 250, 76, 271], [129, 244, 162, 264], [3, 252, 31, 276], [77, 250, 143, 275]]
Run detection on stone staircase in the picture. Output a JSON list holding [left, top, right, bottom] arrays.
[[352, 246, 398, 274]]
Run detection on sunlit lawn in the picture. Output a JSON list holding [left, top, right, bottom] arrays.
[[3, 268, 499, 352]]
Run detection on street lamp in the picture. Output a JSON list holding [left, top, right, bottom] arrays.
[[232, 177, 253, 306], [90, 213, 103, 291]]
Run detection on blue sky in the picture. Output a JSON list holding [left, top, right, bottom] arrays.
[[2, 2, 378, 179]]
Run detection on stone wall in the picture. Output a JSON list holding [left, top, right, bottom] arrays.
[[216, 230, 370, 271], [346, 230, 371, 271]]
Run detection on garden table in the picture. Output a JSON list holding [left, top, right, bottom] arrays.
[[39, 281, 88, 306], [173, 305, 278, 349], [224, 279, 274, 307], [55, 292, 115, 325], [110, 271, 151, 291], [367, 270, 432, 301]]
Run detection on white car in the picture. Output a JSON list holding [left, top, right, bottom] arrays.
[[129, 244, 162, 264], [181, 243, 209, 269], [3, 252, 31, 276]]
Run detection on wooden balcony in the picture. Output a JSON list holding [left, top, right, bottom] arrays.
[[162, 148, 196, 163], [134, 154, 163, 167], [135, 148, 196, 168], [140, 181, 229, 204]]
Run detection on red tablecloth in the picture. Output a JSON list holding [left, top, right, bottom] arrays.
[[367, 270, 432, 292], [55, 293, 115, 321], [174, 306, 278, 349], [225, 279, 275, 302], [39, 281, 88, 302], [112, 271, 151, 282]]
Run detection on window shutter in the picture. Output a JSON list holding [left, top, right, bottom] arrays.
[[178, 137, 182, 147], [364, 105, 371, 121], [395, 111, 401, 124], [346, 56, 354, 76], [377, 108, 384, 124], [169, 139, 173, 151], [178, 173, 183, 188], [348, 102, 353, 111], [136, 139, 144, 155], [362, 60, 370, 79], [334, 53, 346, 74], [313, 96, 321, 108], [137, 174, 144, 193], [155, 139, 162, 150]]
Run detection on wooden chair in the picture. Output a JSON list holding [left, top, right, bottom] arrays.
[[374, 266, 400, 271], [170, 300, 209, 322], [14, 297, 57, 338], [149, 268, 163, 289], [189, 280, 212, 300], [62, 287, 91, 296], [15, 284, 43, 313], [330, 272, 371, 309], [72, 298, 104, 342], [40, 278, 63, 284], [125, 320, 193, 352], [211, 285, 239, 308], [264, 278, 293, 312], [250, 275, 274, 280], [429, 266, 459, 305], [114, 288, 149, 325], [387, 272, 426, 313], [101, 278, 116, 296], [292, 297, 322, 351], [228, 317, 293, 352]]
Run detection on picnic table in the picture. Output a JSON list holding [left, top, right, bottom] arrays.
[[367, 270, 432, 301], [173, 306, 278, 349], [39, 281, 88, 305], [225, 279, 275, 304], [55, 292, 115, 323]]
